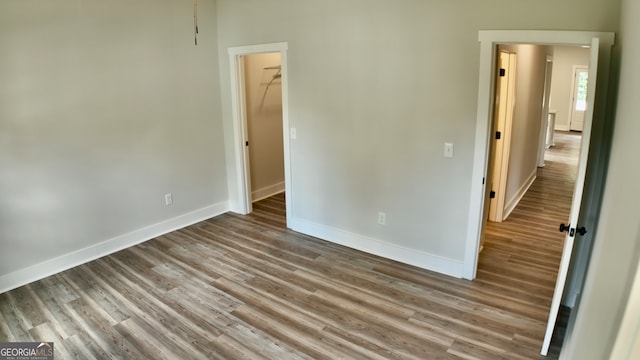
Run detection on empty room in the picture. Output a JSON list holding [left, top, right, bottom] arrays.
[[1, 0, 639, 359]]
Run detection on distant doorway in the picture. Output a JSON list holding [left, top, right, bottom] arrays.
[[569, 66, 589, 131]]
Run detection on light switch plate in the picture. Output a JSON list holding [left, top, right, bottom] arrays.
[[444, 142, 454, 158]]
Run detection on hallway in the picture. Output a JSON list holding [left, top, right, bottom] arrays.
[[479, 131, 582, 356]]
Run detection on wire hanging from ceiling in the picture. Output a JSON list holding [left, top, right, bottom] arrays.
[[193, 0, 199, 46]]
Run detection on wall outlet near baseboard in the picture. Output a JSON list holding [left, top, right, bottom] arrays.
[[378, 212, 386, 225], [165, 193, 173, 206]]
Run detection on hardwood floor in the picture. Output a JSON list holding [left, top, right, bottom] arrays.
[[0, 132, 580, 359]]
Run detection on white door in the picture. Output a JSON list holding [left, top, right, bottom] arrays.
[[488, 51, 516, 223], [540, 38, 600, 356], [569, 67, 589, 132]]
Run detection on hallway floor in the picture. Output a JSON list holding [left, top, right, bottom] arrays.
[[480, 130, 582, 358]]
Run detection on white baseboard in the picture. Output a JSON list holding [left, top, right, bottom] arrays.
[[0, 201, 229, 294], [503, 169, 537, 220], [289, 217, 464, 278], [252, 182, 285, 203]]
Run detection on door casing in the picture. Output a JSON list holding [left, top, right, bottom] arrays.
[[465, 30, 614, 356], [228, 42, 292, 226], [465, 30, 614, 278]]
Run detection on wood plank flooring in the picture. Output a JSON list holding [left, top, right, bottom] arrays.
[[0, 132, 580, 359]]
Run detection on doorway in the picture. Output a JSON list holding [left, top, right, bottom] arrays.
[[242, 52, 285, 204], [480, 43, 582, 356], [228, 43, 292, 226], [569, 66, 589, 131], [465, 31, 615, 357]]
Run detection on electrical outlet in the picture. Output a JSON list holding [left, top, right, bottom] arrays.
[[378, 212, 386, 225], [165, 193, 173, 206]]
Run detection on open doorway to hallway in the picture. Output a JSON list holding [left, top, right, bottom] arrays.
[[479, 45, 591, 296], [467, 30, 614, 358]]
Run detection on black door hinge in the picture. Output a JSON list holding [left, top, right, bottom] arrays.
[[499, 68, 506, 77], [245, 141, 249, 146], [490, 191, 496, 199], [495, 131, 501, 140]]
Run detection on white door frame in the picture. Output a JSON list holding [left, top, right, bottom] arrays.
[[464, 30, 614, 355], [228, 42, 292, 226], [464, 30, 614, 279]]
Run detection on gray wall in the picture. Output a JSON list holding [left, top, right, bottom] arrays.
[[561, 0, 640, 357], [0, 0, 227, 282], [216, 0, 620, 272]]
